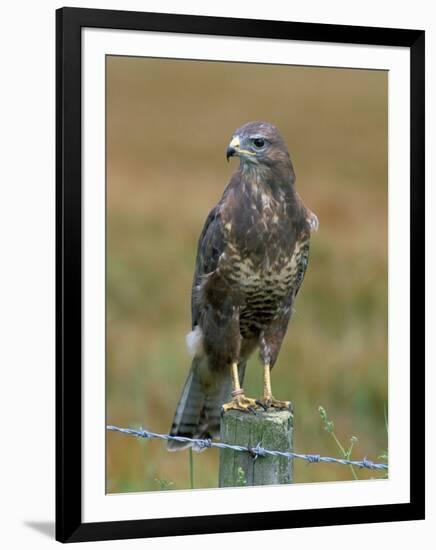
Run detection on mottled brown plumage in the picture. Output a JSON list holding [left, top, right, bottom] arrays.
[[168, 121, 317, 451]]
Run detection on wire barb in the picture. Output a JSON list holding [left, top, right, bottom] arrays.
[[106, 425, 388, 471]]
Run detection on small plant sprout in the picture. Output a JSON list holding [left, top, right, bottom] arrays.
[[347, 436, 358, 460], [154, 478, 174, 490], [236, 467, 247, 487], [318, 406, 359, 480]]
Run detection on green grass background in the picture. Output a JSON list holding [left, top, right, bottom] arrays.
[[106, 56, 388, 492]]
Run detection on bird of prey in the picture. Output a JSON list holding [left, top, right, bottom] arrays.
[[167, 121, 317, 451]]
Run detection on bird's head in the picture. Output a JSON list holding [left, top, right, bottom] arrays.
[[226, 121, 292, 172]]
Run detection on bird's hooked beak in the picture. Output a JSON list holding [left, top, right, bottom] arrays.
[[226, 135, 257, 162], [226, 136, 240, 162]]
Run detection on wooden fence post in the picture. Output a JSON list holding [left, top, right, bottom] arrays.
[[219, 409, 294, 487]]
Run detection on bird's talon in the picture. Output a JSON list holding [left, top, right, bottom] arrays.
[[255, 399, 268, 411], [271, 399, 293, 413], [259, 397, 293, 412], [222, 394, 259, 414]]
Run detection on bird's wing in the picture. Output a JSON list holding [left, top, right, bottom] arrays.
[[293, 195, 318, 299], [294, 238, 311, 298], [191, 204, 225, 328]]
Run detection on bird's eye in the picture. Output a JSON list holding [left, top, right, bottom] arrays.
[[252, 138, 265, 148]]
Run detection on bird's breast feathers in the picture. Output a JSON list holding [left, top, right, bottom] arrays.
[[199, 171, 315, 334], [218, 192, 310, 302], [220, 237, 308, 296]]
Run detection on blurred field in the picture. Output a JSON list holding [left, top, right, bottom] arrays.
[[106, 56, 388, 493]]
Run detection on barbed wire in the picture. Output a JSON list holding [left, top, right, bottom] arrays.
[[107, 425, 388, 471]]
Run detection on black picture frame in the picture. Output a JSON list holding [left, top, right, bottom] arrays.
[[56, 6, 425, 543]]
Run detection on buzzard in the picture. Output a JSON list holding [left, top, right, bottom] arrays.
[[168, 121, 317, 451]]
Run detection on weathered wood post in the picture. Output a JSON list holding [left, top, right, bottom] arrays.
[[219, 409, 294, 487]]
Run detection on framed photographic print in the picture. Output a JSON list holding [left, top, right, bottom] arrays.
[[56, 7, 425, 543]]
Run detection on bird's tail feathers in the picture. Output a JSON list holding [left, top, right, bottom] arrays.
[[167, 359, 247, 453], [167, 356, 207, 452]]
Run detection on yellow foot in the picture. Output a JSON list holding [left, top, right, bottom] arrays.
[[222, 394, 259, 415], [257, 397, 293, 413]]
